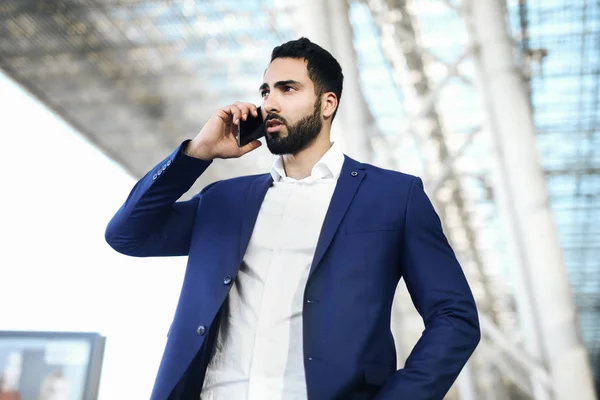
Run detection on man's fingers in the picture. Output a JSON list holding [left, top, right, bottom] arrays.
[[219, 102, 258, 125], [232, 106, 244, 125], [238, 139, 262, 156], [246, 103, 259, 118], [234, 102, 252, 121], [222, 105, 242, 125], [234, 102, 259, 120]]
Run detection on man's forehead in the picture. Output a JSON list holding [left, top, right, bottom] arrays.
[[262, 58, 309, 84]]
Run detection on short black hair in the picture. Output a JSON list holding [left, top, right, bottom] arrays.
[[270, 37, 344, 121]]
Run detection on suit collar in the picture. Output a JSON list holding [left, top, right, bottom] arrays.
[[308, 155, 366, 279], [270, 142, 345, 183], [237, 156, 366, 278], [238, 173, 273, 262]]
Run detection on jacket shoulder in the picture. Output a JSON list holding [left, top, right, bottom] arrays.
[[196, 172, 270, 196], [359, 161, 420, 186]]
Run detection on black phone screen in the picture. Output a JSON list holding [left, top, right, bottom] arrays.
[[237, 107, 265, 147]]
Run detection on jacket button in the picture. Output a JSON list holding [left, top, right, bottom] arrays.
[[223, 275, 233, 285], [196, 325, 206, 336], [351, 171, 358, 177]]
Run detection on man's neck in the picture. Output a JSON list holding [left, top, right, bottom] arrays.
[[281, 134, 332, 180]]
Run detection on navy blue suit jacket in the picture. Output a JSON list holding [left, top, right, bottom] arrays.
[[106, 141, 480, 400]]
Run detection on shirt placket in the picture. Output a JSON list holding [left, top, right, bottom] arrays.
[[247, 184, 294, 399]]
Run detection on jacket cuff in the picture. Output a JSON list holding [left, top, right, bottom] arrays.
[[149, 140, 212, 185]]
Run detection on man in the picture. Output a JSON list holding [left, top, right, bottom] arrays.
[[106, 37, 480, 400]]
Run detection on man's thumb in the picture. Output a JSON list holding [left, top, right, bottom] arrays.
[[239, 140, 262, 156]]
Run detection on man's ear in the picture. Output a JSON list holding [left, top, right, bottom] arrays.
[[322, 92, 338, 120]]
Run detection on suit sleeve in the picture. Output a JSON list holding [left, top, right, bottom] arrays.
[[105, 140, 215, 257], [375, 177, 481, 400]]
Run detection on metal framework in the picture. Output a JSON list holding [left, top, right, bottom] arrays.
[[348, 0, 599, 397]]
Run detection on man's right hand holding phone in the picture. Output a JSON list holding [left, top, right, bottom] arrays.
[[184, 102, 263, 161]]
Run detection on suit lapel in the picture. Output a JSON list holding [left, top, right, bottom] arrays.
[[309, 156, 366, 280], [238, 173, 273, 262]]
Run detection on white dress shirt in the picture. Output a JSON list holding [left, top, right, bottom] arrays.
[[200, 143, 345, 400]]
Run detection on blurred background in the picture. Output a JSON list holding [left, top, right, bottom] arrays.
[[0, 0, 598, 399]]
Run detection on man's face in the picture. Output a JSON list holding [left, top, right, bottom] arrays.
[[259, 58, 323, 155]]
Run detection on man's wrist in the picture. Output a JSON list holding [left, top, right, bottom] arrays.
[[183, 139, 213, 161]]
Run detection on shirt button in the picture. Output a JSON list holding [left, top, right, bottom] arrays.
[[162, 164, 167, 171], [152, 174, 158, 180], [167, 159, 172, 166], [223, 275, 233, 285], [196, 325, 206, 336]]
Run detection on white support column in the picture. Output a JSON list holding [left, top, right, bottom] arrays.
[[287, 0, 373, 162], [465, 0, 596, 398], [456, 361, 478, 400], [485, 122, 552, 400], [325, 0, 373, 162]]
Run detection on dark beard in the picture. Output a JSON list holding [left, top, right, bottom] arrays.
[[264, 98, 322, 155]]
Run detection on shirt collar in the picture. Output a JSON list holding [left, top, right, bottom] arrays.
[[270, 142, 345, 183]]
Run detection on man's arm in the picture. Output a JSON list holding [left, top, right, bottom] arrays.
[[105, 102, 263, 258], [375, 177, 481, 400], [104, 140, 214, 257]]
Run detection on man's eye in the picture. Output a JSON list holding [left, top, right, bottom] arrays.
[[261, 91, 269, 98], [284, 86, 295, 92]]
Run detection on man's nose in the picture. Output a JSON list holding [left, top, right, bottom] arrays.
[[263, 95, 281, 115]]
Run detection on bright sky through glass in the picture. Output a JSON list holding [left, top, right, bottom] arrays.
[[0, 71, 186, 399]]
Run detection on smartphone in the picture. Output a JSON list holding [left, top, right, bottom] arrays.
[[237, 107, 265, 147]]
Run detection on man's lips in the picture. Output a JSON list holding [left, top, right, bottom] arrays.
[[266, 119, 284, 133], [266, 119, 283, 128], [267, 124, 284, 133]]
